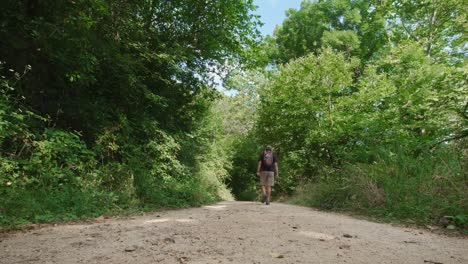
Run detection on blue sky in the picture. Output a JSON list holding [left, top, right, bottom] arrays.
[[253, 0, 303, 36]]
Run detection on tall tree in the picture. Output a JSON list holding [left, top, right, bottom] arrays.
[[386, 0, 467, 61], [272, 0, 388, 63], [0, 0, 261, 140]]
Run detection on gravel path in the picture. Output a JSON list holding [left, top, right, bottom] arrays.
[[1, 201, 467, 264]]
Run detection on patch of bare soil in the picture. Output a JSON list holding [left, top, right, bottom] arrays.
[[1, 202, 467, 264]]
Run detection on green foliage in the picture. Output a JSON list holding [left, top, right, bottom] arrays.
[[0, 0, 260, 227], [245, 1, 467, 229], [266, 0, 466, 65], [213, 69, 268, 201], [251, 41, 466, 228], [0, 187, 114, 226], [321, 30, 361, 56], [226, 135, 259, 200], [348, 42, 467, 150], [272, 0, 388, 63], [257, 48, 358, 167], [25, 129, 96, 188], [256, 42, 466, 177], [291, 144, 467, 227], [0, 0, 466, 231], [385, 0, 467, 61]]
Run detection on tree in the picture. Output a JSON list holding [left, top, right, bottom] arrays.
[[386, 0, 467, 61], [272, 0, 388, 63], [214, 69, 267, 200], [256, 48, 357, 173], [349, 42, 468, 148], [0, 0, 261, 138], [0, 0, 262, 224]]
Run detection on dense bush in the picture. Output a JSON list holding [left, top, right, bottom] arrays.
[[291, 144, 467, 227], [242, 0, 468, 229], [0, 0, 259, 227], [253, 44, 467, 227]]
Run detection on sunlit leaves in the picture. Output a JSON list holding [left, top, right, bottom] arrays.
[[272, 0, 388, 63], [257, 48, 356, 152], [385, 0, 467, 61]]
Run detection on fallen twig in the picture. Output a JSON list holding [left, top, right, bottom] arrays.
[[424, 260, 443, 264]]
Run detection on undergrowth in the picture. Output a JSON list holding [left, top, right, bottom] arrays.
[[290, 144, 468, 231]]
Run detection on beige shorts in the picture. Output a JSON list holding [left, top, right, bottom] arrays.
[[260, 171, 275, 186]]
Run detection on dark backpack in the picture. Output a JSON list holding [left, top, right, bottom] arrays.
[[263, 150, 274, 167]]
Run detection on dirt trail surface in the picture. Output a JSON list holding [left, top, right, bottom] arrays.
[[1, 202, 467, 264]]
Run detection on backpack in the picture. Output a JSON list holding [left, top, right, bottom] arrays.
[[263, 150, 274, 167]]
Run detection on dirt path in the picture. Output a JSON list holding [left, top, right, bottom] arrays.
[[1, 201, 467, 264]]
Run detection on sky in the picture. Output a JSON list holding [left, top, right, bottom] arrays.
[[217, 0, 304, 94], [253, 0, 303, 36]]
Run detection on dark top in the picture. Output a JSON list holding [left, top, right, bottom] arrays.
[[258, 151, 278, 172]]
